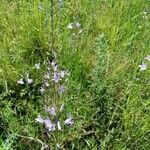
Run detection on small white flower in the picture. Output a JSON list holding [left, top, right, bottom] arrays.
[[39, 87, 45, 93], [27, 78, 33, 84], [18, 78, 24, 85], [64, 117, 74, 125], [35, 63, 40, 69], [60, 70, 65, 78], [44, 117, 56, 131], [57, 121, 61, 130], [51, 61, 58, 71], [47, 106, 56, 116], [44, 73, 50, 79], [53, 72, 61, 83], [76, 22, 81, 28], [35, 114, 44, 124], [58, 86, 65, 94], [139, 63, 147, 71], [145, 55, 150, 61], [67, 23, 73, 29]]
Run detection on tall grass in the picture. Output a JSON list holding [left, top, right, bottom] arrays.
[[0, 0, 149, 149]]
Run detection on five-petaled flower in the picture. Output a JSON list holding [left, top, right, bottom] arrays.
[[139, 63, 147, 71], [64, 117, 74, 125], [44, 117, 56, 131], [53, 72, 61, 83], [39, 86, 45, 93], [58, 86, 65, 94], [18, 78, 24, 85], [51, 61, 58, 71], [67, 23, 73, 29], [27, 78, 33, 84], [46, 106, 56, 116]]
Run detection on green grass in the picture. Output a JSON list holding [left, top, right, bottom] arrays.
[[0, 0, 150, 149]]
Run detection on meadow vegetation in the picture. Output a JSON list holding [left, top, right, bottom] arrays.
[[0, 0, 149, 149]]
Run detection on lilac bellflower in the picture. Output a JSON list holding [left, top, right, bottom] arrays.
[[35, 114, 45, 124], [139, 63, 147, 71], [58, 86, 65, 94], [64, 117, 74, 125], [46, 106, 56, 116], [44, 117, 56, 131], [53, 72, 61, 83]]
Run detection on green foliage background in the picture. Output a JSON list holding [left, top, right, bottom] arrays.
[[0, 0, 149, 149]]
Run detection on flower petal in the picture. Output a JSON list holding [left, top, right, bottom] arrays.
[[64, 117, 74, 125], [47, 106, 56, 116], [35, 114, 44, 124]]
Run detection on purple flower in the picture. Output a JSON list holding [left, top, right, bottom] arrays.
[[59, 70, 70, 78], [53, 72, 61, 83], [44, 117, 56, 131], [58, 86, 65, 94], [64, 117, 74, 125], [139, 63, 147, 71], [27, 78, 33, 84], [35, 114, 45, 124], [60, 70, 65, 78], [18, 78, 24, 85], [47, 106, 56, 116]]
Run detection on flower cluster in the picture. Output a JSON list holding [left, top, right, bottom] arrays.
[[17, 59, 74, 141], [35, 105, 74, 132], [67, 22, 81, 29], [17, 61, 70, 95], [141, 9, 149, 20], [139, 55, 150, 71], [38, 61, 70, 94], [67, 22, 83, 34], [17, 73, 33, 85]]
